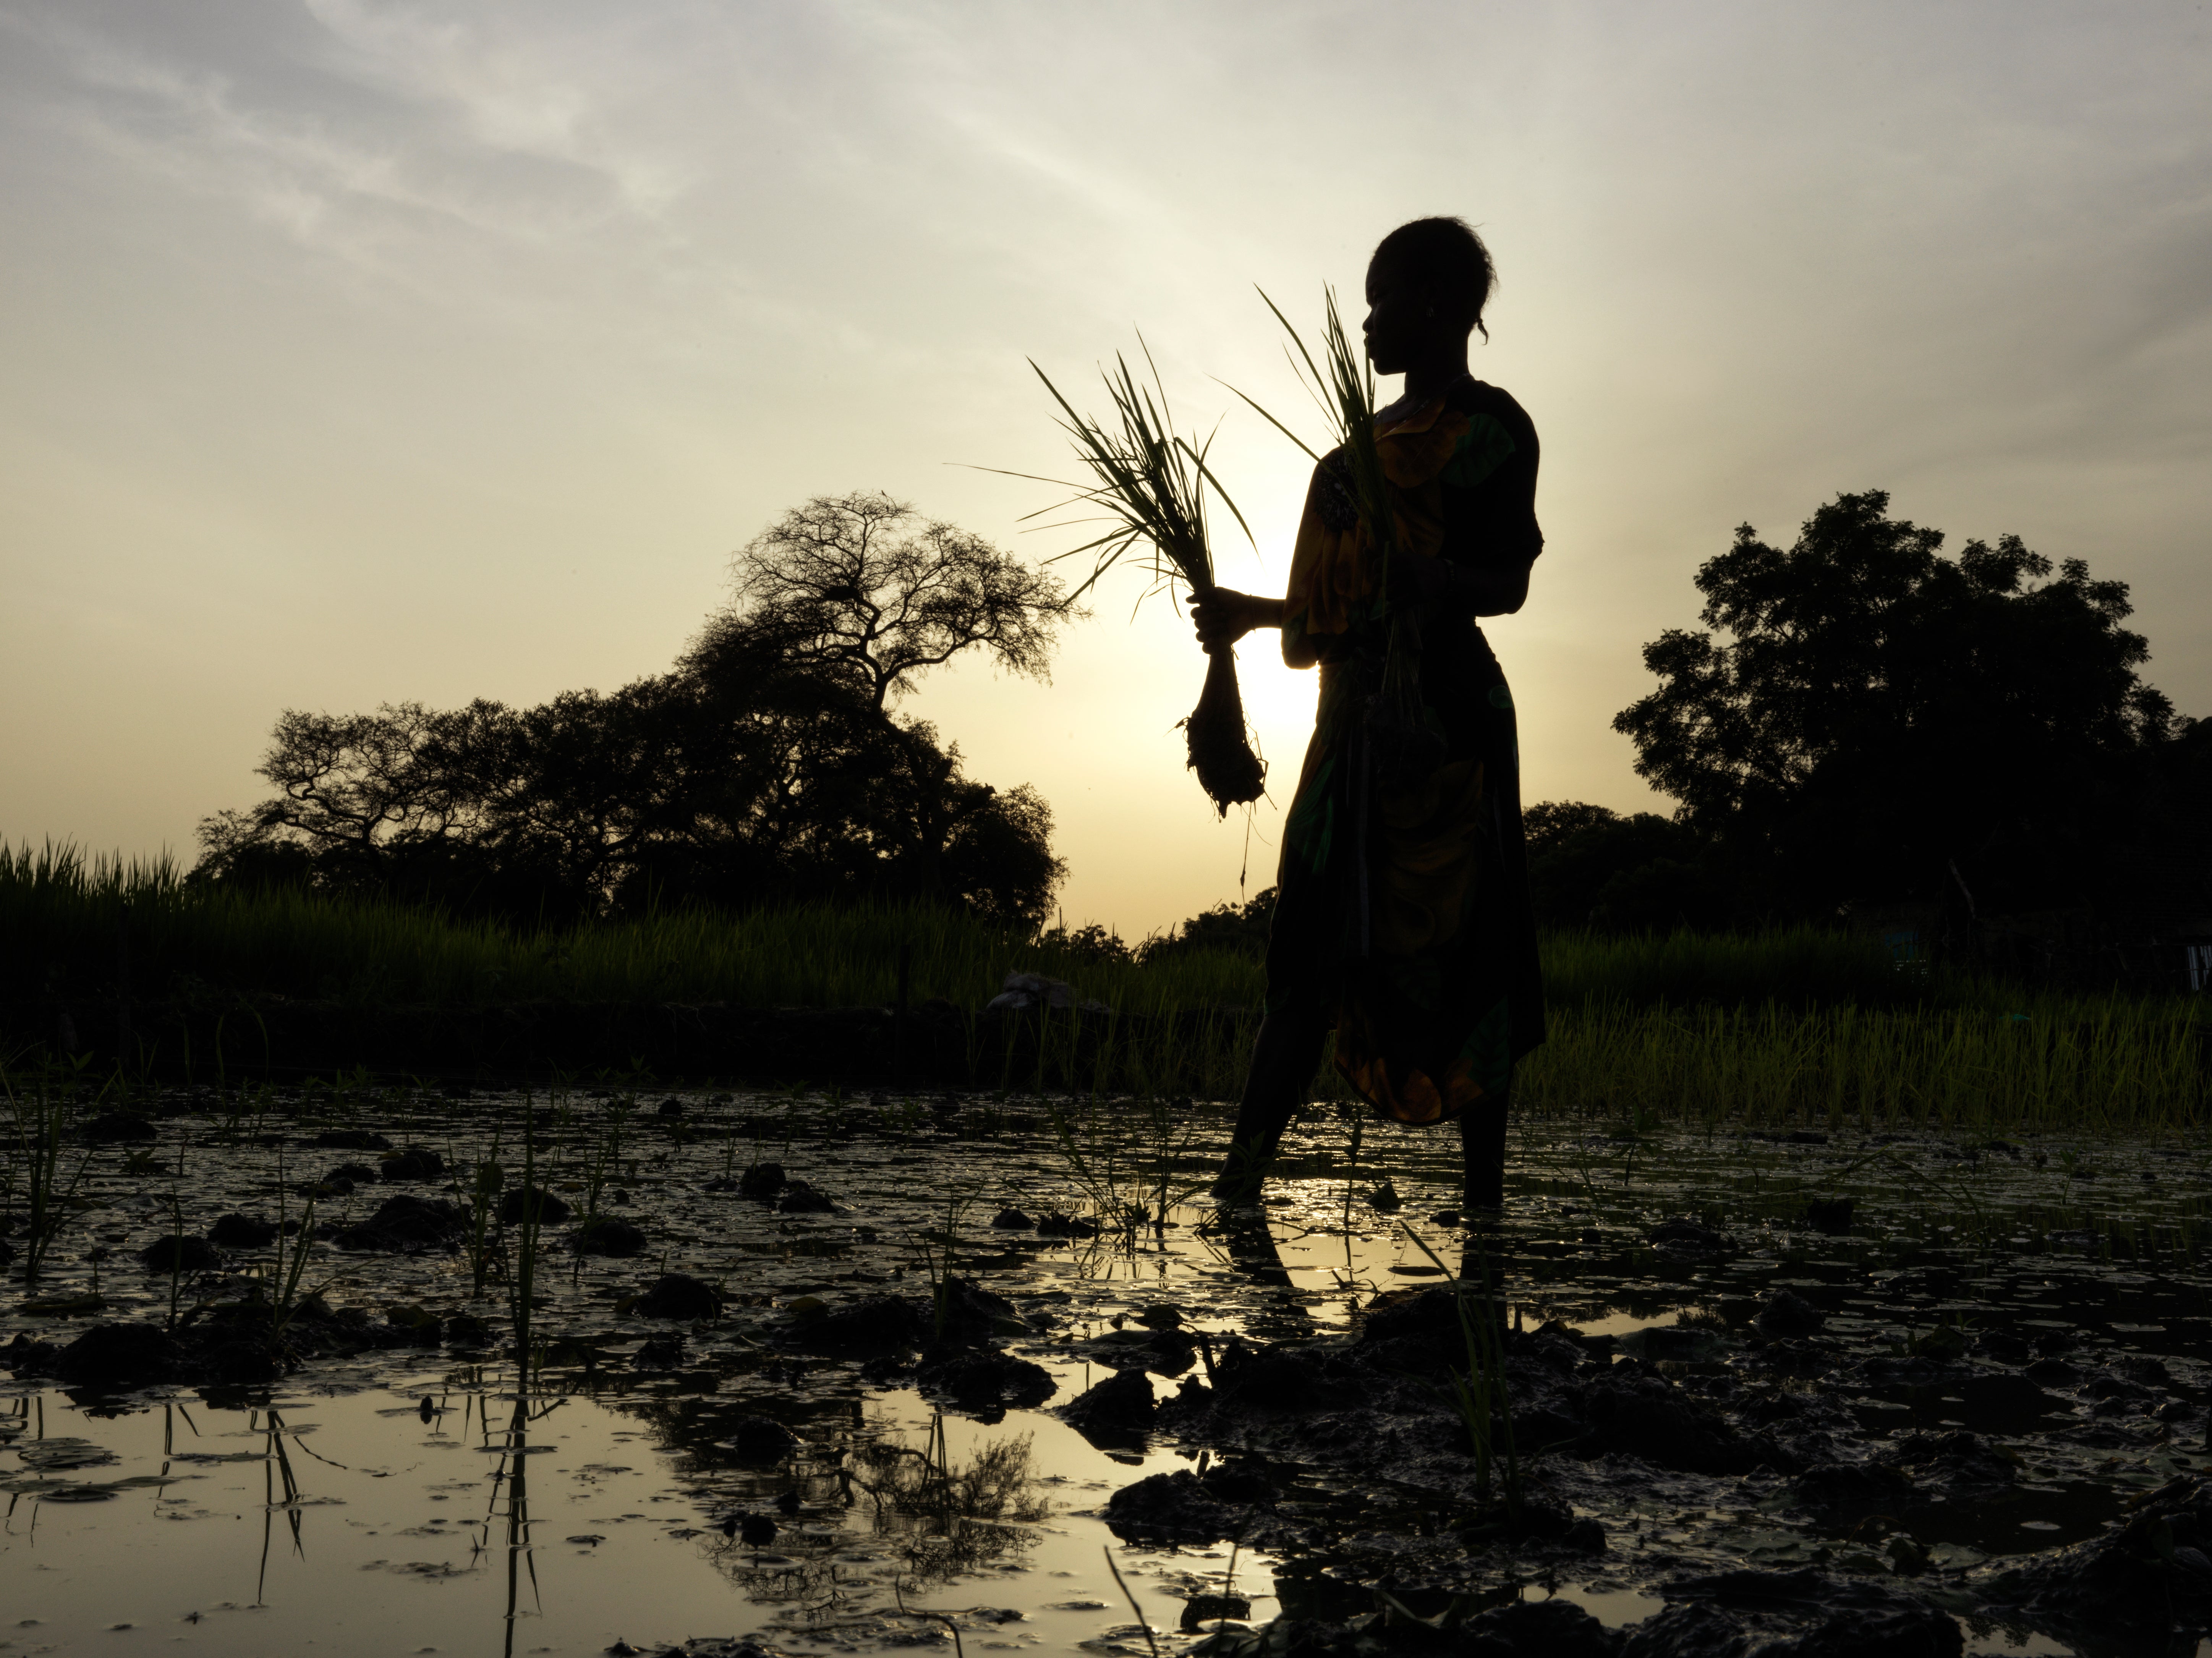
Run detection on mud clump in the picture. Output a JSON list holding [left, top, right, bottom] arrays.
[[1954, 1372, 2063, 1425], [1648, 1217, 1738, 1258], [792, 1294, 929, 1355], [1789, 1461, 1917, 1522], [1460, 1598, 1619, 1658], [3, 1317, 290, 1391], [1182, 1592, 1252, 1630], [575, 1216, 648, 1256], [1213, 1343, 1363, 1413], [1062, 1367, 1156, 1446], [915, 1346, 1055, 1416], [1805, 1197, 1855, 1235], [312, 1162, 379, 1196], [1980, 1473, 2212, 1638], [1654, 1567, 1963, 1658], [932, 1276, 1020, 1342], [313, 1129, 392, 1150], [737, 1164, 787, 1200], [1878, 1431, 2018, 1501], [776, 1182, 839, 1215], [378, 1146, 445, 1181], [1754, 1289, 1826, 1337], [334, 1194, 468, 1252], [36, 1321, 183, 1388], [207, 1213, 278, 1249], [499, 1186, 573, 1225], [136, 1235, 221, 1273], [632, 1274, 725, 1320], [1105, 1469, 1241, 1544], [1572, 1369, 1779, 1474]]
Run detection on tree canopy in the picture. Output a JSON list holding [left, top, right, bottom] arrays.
[[688, 491, 1076, 709], [1613, 489, 2180, 918]]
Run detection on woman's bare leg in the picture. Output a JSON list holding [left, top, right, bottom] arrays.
[[1458, 1080, 1510, 1211], [1209, 1015, 1328, 1203]]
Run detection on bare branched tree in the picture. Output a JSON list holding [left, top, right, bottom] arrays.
[[690, 491, 1077, 708]]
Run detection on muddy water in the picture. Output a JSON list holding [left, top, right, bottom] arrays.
[[2, 1090, 2209, 1655]]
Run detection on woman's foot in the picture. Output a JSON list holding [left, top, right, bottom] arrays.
[[1208, 1139, 1274, 1204]]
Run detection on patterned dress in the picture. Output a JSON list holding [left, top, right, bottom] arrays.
[[1265, 377, 1546, 1125]]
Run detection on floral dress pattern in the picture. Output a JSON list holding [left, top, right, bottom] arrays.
[[1265, 379, 1546, 1125]]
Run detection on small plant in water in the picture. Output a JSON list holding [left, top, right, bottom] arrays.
[[1401, 1224, 1519, 1516], [2, 1055, 100, 1286]]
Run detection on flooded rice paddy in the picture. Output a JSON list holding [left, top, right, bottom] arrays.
[[2, 1085, 2209, 1657]]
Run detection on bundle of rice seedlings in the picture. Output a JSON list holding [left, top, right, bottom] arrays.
[[1234, 289, 1443, 783], [1008, 342, 1267, 816]]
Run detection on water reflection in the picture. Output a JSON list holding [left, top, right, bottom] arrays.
[[849, 1415, 1049, 1585], [688, 1407, 1054, 1640], [483, 1394, 543, 1658], [254, 1407, 305, 1604]]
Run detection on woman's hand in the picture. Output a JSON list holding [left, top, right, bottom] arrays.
[[1191, 588, 1283, 652]]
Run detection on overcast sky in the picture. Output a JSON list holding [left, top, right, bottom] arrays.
[[4, 0, 2207, 938]]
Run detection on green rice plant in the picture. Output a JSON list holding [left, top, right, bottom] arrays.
[[162, 1194, 187, 1332], [1401, 1224, 1519, 1512], [8, 842, 2206, 1130], [2, 1056, 100, 1286], [264, 1196, 320, 1342], [909, 1190, 981, 1341], [1516, 996, 2204, 1132], [1004, 341, 1263, 813], [250, 1156, 327, 1342], [466, 1133, 506, 1300]]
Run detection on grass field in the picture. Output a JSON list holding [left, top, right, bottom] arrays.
[[6, 842, 2206, 1130]]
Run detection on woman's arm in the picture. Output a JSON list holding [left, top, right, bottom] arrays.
[[1190, 588, 1285, 651]]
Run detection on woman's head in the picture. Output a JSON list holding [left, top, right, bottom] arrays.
[[1363, 217, 1495, 374]]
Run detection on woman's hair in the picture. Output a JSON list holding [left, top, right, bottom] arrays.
[[1372, 217, 1496, 341]]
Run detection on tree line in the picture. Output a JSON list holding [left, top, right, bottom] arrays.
[[1538, 490, 2204, 934], [198, 492, 1077, 928]]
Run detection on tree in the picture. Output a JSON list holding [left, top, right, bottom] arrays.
[[1613, 490, 2176, 918], [689, 491, 1076, 709], [1522, 802, 1721, 932]]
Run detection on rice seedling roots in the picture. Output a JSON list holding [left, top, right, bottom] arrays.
[[1184, 643, 1267, 815]]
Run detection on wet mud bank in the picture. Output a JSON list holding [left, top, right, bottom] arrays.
[[3, 1091, 2209, 1654]]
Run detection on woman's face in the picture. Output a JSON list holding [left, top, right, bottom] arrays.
[[1362, 257, 1440, 375]]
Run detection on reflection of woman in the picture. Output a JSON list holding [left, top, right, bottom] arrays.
[[1195, 217, 1545, 1212]]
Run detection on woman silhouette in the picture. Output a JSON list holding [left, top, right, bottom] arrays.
[[1193, 216, 1545, 1212]]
